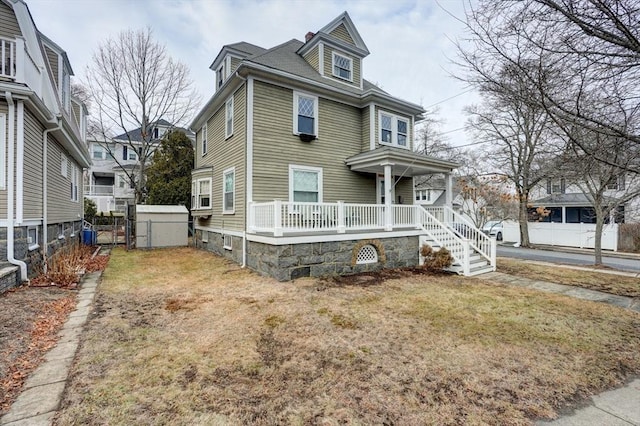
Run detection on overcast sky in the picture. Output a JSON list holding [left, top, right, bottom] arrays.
[[26, 0, 478, 146]]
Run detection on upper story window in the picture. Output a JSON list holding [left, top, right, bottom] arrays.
[[216, 63, 225, 89], [332, 52, 352, 81], [379, 112, 409, 148], [223, 168, 235, 213], [293, 92, 318, 136], [123, 145, 138, 161], [201, 123, 208, 155], [70, 164, 78, 202], [225, 97, 234, 139], [92, 144, 107, 160], [607, 174, 625, 190], [547, 178, 565, 194], [152, 128, 159, 139]]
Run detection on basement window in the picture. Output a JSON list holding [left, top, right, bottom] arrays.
[[223, 234, 232, 250]]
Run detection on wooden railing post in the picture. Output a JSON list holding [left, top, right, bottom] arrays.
[[247, 201, 255, 233], [490, 237, 497, 271], [14, 38, 24, 82], [273, 199, 282, 237], [337, 201, 345, 233], [463, 239, 471, 276]]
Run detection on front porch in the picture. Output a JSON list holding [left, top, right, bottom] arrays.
[[248, 202, 497, 276]]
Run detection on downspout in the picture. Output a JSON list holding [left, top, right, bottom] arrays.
[[235, 71, 248, 268], [5, 91, 28, 281], [42, 117, 62, 273]]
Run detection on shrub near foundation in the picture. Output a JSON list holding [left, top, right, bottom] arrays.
[[421, 244, 453, 271]]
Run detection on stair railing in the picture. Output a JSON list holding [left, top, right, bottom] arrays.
[[417, 206, 470, 275], [440, 206, 496, 270]]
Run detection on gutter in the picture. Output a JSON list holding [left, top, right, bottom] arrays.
[[42, 117, 62, 273], [5, 91, 28, 282]]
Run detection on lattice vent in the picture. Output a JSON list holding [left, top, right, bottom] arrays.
[[356, 244, 378, 264]]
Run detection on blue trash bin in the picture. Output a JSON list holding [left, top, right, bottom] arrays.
[[82, 229, 96, 245]]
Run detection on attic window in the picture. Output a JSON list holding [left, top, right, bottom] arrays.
[[332, 52, 352, 81], [216, 64, 225, 88]]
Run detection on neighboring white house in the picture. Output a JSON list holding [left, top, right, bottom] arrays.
[[85, 119, 194, 213]]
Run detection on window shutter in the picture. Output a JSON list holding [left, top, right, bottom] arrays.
[[560, 178, 566, 194], [546, 179, 551, 194], [123, 146, 127, 160], [619, 174, 625, 190]]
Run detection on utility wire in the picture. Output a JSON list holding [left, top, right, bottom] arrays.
[[424, 88, 474, 109]]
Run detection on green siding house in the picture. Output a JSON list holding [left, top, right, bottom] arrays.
[[191, 12, 496, 280], [0, 0, 91, 290]]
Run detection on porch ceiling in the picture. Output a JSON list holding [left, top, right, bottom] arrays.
[[345, 147, 459, 176]]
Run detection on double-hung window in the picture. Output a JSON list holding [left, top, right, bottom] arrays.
[[216, 64, 225, 89], [201, 123, 208, 155], [123, 145, 138, 161], [332, 52, 352, 81], [289, 165, 322, 203], [92, 144, 107, 160], [197, 178, 211, 209], [223, 168, 235, 213], [293, 92, 318, 136], [70, 164, 78, 202], [379, 112, 410, 148], [225, 97, 234, 139]]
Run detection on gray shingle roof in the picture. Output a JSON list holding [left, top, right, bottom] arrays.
[[244, 39, 385, 96], [532, 193, 618, 206], [114, 119, 194, 142]]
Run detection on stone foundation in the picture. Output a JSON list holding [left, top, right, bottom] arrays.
[[0, 220, 81, 293], [194, 229, 244, 266]]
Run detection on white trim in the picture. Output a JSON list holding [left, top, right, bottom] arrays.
[[0, 113, 5, 189], [368, 103, 375, 151], [16, 101, 24, 223], [255, 75, 360, 109], [193, 177, 212, 210], [376, 175, 396, 205], [225, 96, 234, 139], [292, 91, 319, 136], [331, 51, 353, 82], [247, 229, 423, 245], [223, 234, 233, 250], [318, 43, 324, 76], [225, 55, 232, 78], [222, 167, 235, 214], [194, 225, 244, 238], [201, 123, 207, 156], [27, 225, 39, 251], [246, 77, 254, 229], [289, 164, 323, 203]]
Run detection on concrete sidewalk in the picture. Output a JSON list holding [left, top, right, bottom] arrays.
[[0, 270, 101, 426]]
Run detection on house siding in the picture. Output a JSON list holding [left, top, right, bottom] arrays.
[[252, 80, 375, 204], [303, 45, 320, 74], [323, 47, 361, 88], [23, 107, 44, 219], [0, 101, 8, 212], [0, 2, 21, 38], [47, 135, 82, 223], [196, 84, 246, 232], [329, 23, 355, 45], [230, 56, 242, 74], [395, 177, 414, 205]]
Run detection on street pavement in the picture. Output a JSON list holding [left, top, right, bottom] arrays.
[[497, 244, 640, 273]]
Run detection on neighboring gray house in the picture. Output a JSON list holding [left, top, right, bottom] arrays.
[[85, 119, 194, 213], [0, 0, 91, 289]]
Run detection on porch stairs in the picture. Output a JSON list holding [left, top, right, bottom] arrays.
[[418, 206, 496, 277]]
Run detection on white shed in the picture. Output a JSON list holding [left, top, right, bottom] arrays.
[[136, 205, 189, 248]]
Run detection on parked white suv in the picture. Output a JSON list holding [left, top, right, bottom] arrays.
[[482, 220, 503, 241]]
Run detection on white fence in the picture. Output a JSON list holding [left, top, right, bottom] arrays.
[[503, 221, 619, 251]]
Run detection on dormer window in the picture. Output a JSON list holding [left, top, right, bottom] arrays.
[[216, 64, 225, 88], [332, 52, 352, 81], [152, 128, 159, 139]]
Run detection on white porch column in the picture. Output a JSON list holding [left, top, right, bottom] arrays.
[[445, 172, 453, 207], [384, 164, 393, 231]]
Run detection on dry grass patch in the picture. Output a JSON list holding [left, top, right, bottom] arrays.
[[498, 257, 640, 297], [55, 247, 640, 425]]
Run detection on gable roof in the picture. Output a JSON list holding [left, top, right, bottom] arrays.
[[114, 119, 194, 142], [298, 11, 369, 58]]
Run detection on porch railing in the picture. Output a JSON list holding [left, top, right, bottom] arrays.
[[84, 184, 114, 196], [249, 201, 421, 236], [422, 205, 496, 270]]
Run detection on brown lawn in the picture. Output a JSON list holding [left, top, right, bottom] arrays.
[[54, 247, 640, 425], [498, 257, 640, 297]]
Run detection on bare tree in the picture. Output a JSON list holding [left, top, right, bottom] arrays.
[[86, 28, 200, 204], [558, 130, 640, 263], [456, 175, 518, 228], [461, 0, 640, 174]]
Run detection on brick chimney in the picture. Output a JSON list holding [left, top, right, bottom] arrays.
[[305, 32, 315, 42]]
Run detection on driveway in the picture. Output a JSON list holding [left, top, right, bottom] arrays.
[[497, 245, 640, 273]]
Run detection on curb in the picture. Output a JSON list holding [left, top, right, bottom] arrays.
[[0, 260, 105, 425]]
